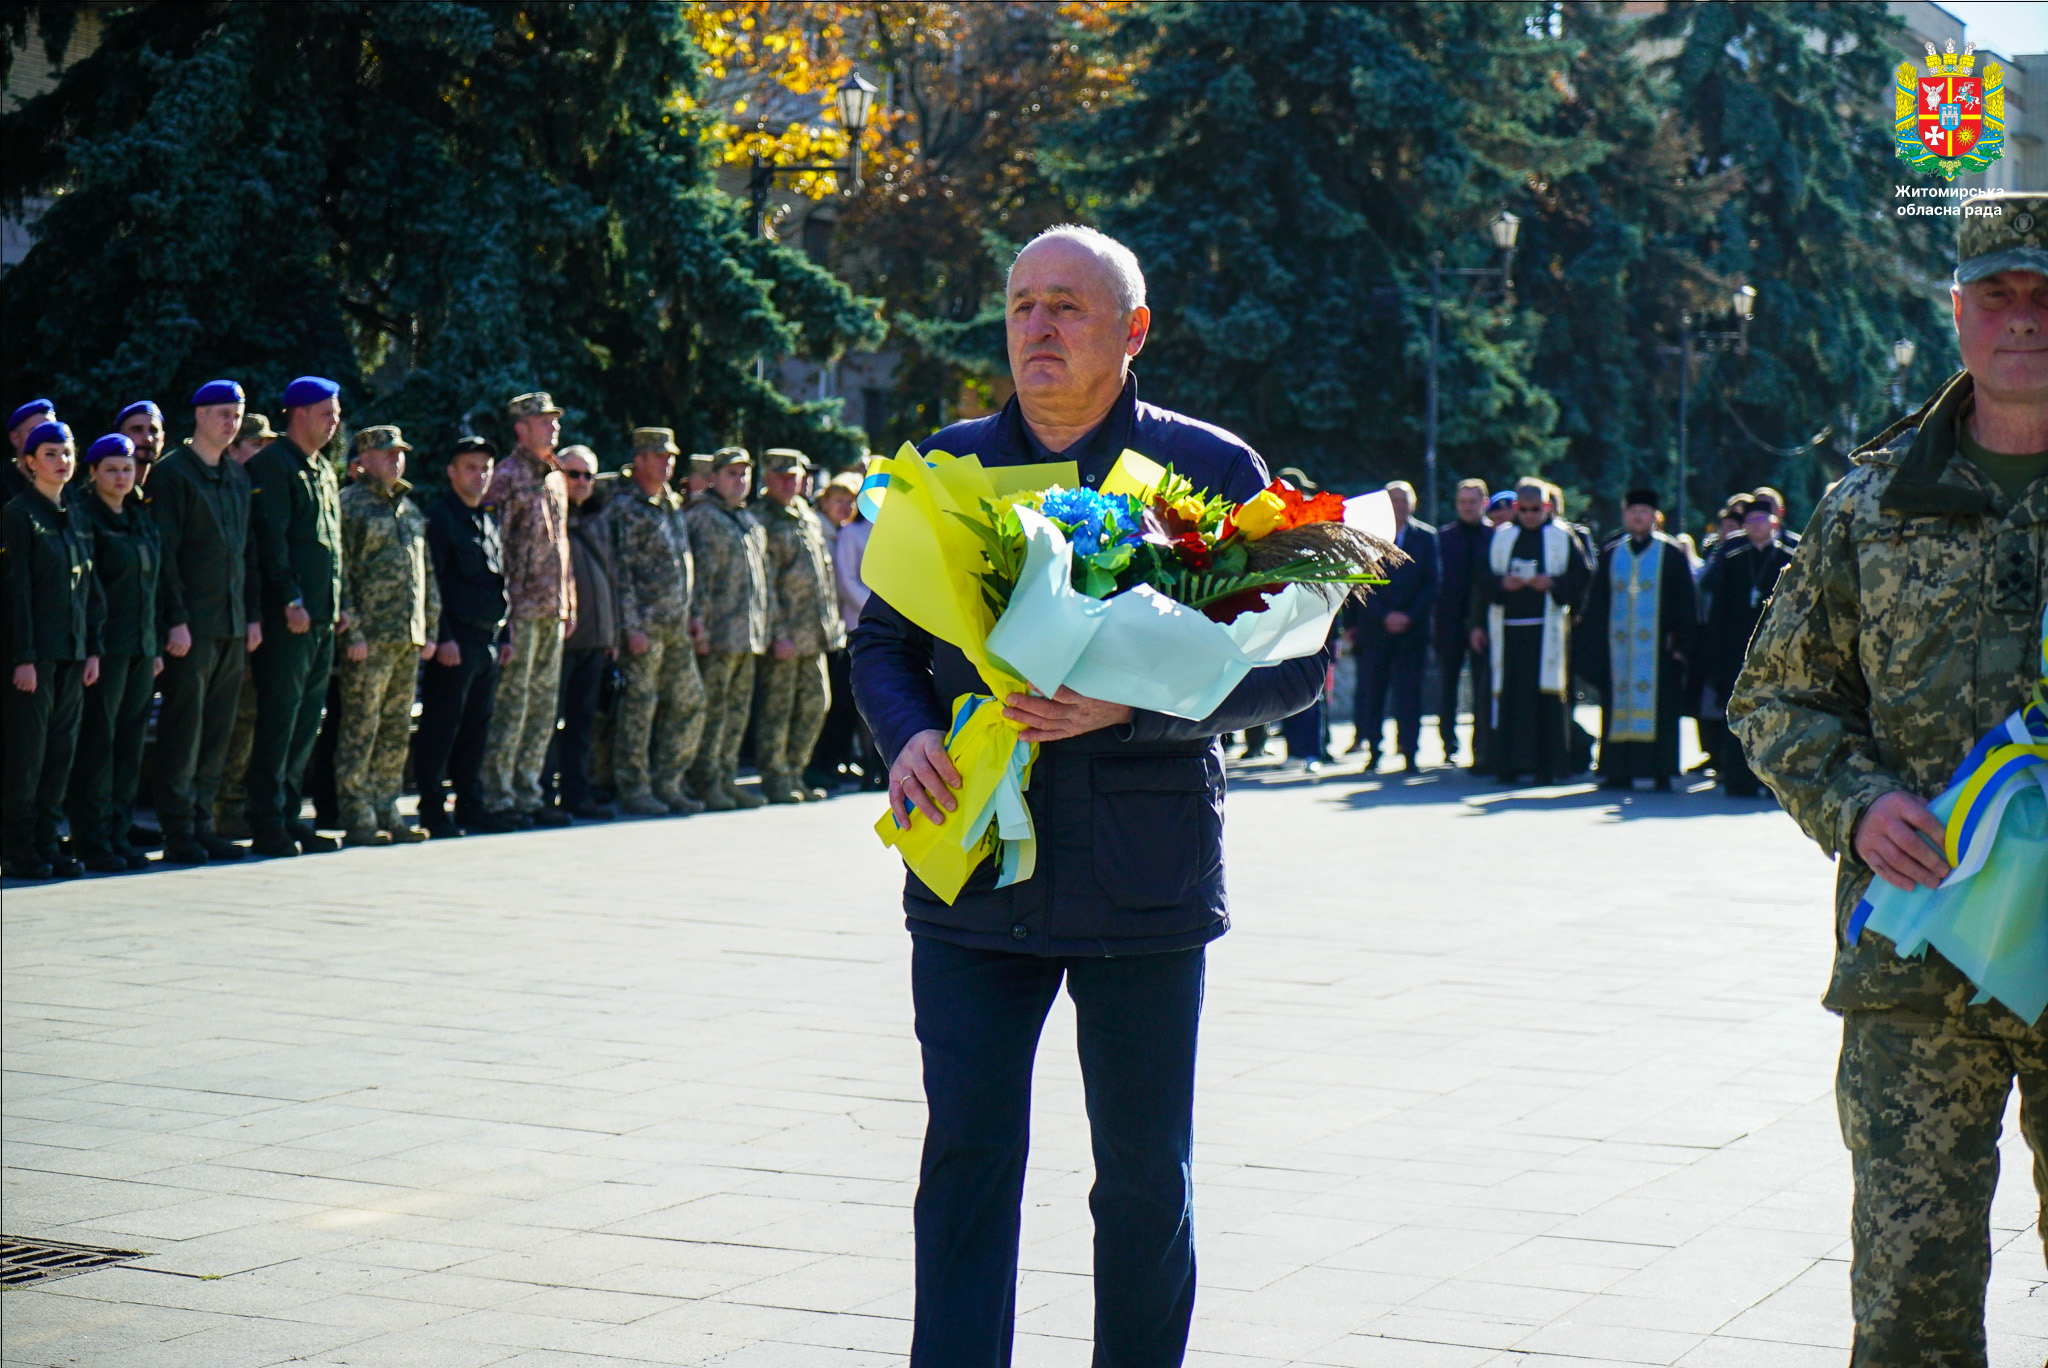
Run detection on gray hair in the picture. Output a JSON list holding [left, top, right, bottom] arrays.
[[1011, 224, 1147, 314], [1384, 480, 1416, 500]]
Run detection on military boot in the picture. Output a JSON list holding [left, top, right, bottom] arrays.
[[759, 770, 804, 804], [382, 808, 429, 844], [726, 782, 767, 810], [655, 786, 705, 816], [619, 792, 671, 817]]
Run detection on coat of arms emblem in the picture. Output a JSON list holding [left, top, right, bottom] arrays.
[[1897, 39, 2005, 180]]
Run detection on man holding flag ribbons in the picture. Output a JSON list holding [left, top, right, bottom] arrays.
[[1731, 191, 2047, 1368]]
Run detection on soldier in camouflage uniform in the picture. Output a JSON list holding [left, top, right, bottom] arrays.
[[478, 391, 576, 829], [609, 427, 707, 815], [684, 446, 769, 810], [1730, 192, 2047, 1368], [751, 448, 845, 802], [334, 427, 439, 845]]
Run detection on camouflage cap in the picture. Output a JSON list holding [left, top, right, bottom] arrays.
[[761, 447, 811, 473], [1956, 192, 2048, 285], [353, 424, 412, 453], [688, 452, 715, 475], [507, 391, 564, 418], [236, 413, 278, 446], [630, 426, 680, 456], [710, 444, 752, 470]]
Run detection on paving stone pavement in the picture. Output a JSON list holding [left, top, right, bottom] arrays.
[[4, 749, 2045, 1367]]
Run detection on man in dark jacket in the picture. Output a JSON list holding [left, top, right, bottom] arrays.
[[1347, 478, 1438, 772], [415, 437, 507, 836], [550, 445, 618, 821], [1698, 494, 1794, 797], [1433, 478, 1493, 768], [149, 380, 260, 864], [851, 225, 1329, 1366], [245, 377, 345, 857]]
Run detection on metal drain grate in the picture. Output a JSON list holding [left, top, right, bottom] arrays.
[[2, 1236, 146, 1286]]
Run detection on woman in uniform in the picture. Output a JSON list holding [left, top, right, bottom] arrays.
[[66, 433, 160, 872], [2, 421, 102, 880]]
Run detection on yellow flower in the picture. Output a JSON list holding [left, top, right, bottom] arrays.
[[1172, 495, 1206, 523], [1233, 489, 1287, 541]]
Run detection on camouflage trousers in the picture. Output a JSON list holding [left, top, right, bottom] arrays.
[[686, 652, 756, 798], [212, 669, 260, 830], [1838, 1004, 2047, 1367], [754, 651, 828, 797], [335, 641, 420, 832], [614, 623, 705, 800], [481, 617, 563, 813]]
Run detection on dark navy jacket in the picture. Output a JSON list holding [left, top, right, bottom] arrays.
[[1350, 518, 1437, 653], [1433, 515, 1491, 655], [849, 376, 1332, 956]]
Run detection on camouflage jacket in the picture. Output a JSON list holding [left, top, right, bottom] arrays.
[[608, 480, 694, 632], [1729, 371, 2047, 1015], [339, 479, 439, 649], [685, 495, 769, 655], [482, 445, 573, 622], [752, 494, 847, 655]]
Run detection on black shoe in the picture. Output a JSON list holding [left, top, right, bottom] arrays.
[[420, 815, 463, 839], [287, 824, 340, 853], [161, 838, 209, 865], [250, 832, 301, 858], [120, 850, 151, 870], [480, 809, 533, 832], [127, 823, 163, 851], [1600, 776, 1632, 790], [198, 834, 246, 862], [4, 859, 53, 880], [567, 803, 615, 822], [46, 856, 83, 879], [529, 808, 573, 829], [82, 851, 128, 874]]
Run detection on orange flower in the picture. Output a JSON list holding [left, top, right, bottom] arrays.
[[1234, 480, 1345, 541]]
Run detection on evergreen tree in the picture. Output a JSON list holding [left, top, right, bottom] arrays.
[[1053, 1, 1607, 500], [0, 0, 884, 472], [1629, 0, 1952, 532]]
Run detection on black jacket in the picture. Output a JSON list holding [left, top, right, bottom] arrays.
[[850, 376, 1331, 956], [78, 493, 161, 659], [1351, 518, 1437, 650], [426, 494, 507, 643], [1433, 516, 1491, 654], [149, 443, 257, 640], [3, 488, 103, 664]]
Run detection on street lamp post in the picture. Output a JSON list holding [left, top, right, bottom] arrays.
[[1420, 210, 1519, 524], [1890, 337, 1917, 411], [1659, 285, 1755, 540], [747, 71, 878, 239]]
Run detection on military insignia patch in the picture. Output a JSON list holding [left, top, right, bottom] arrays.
[[1897, 39, 2004, 181]]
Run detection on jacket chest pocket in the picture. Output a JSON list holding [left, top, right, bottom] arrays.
[[1090, 755, 1222, 910], [1857, 524, 1979, 621]]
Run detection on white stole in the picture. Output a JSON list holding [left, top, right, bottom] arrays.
[[1488, 520, 1573, 699]]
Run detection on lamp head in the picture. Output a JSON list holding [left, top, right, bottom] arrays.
[[1489, 210, 1521, 252], [835, 71, 879, 140], [1732, 284, 1757, 322], [1892, 337, 1916, 369]]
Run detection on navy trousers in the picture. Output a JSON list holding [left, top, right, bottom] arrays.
[[1352, 630, 1426, 759], [910, 936, 1205, 1368]]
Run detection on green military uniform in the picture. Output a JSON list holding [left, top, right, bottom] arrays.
[[684, 449, 770, 810], [247, 431, 343, 845], [65, 489, 160, 864], [149, 439, 259, 846], [335, 428, 438, 843], [2, 484, 102, 873], [1729, 193, 2048, 1368], [609, 428, 706, 813], [750, 449, 845, 803]]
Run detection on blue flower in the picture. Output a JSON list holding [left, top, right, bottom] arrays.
[[1042, 486, 1111, 557]]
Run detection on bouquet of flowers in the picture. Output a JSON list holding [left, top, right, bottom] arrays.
[[858, 443, 1399, 902]]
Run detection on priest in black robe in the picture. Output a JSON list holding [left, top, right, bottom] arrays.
[[1577, 490, 1698, 790], [1697, 494, 1796, 796], [1469, 481, 1592, 784]]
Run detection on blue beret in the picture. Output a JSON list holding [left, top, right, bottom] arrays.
[[190, 379, 245, 407], [115, 400, 162, 425], [84, 433, 136, 465], [283, 376, 340, 408], [1488, 490, 1515, 509], [25, 420, 73, 451], [9, 398, 54, 430]]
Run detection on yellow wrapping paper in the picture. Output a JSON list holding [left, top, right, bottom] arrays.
[[859, 443, 1078, 903]]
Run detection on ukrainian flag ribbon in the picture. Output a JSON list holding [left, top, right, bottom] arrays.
[[1847, 609, 2048, 1024]]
